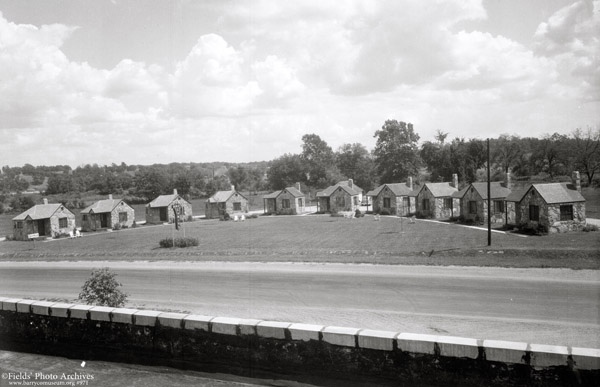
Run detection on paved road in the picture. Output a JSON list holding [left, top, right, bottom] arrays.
[[0, 261, 598, 347]]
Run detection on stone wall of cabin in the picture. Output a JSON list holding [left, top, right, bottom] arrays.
[[147, 198, 192, 224], [417, 188, 456, 219], [460, 189, 507, 224], [205, 194, 248, 219], [517, 189, 586, 232], [276, 191, 304, 215], [13, 208, 75, 241], [264, 198, 277, 213], [327, 188, 359, 213], [109, 203, 136, 229]]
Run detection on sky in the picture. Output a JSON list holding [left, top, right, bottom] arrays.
[[0, 0, 598, 168]]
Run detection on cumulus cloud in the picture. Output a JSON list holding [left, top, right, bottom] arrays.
[[534, 0, 599, 99]]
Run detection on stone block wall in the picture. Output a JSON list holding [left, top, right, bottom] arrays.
[[0, 297, 598, 386], [276, 190, 304, 215], [518, 189, 586, 232]]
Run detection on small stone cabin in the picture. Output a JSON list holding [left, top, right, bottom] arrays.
[[453, 179, 512, 224], [205, 186, 249, 219], [146, 189, 193, 224], [367, 177, 418, 216], [414, 174, 460, 219], [506, 171, 586, 233], [263, 183, 306, 215], [12, 198, 76, 240], [316, 179, 362, 213], [80, 195, 135, 231]]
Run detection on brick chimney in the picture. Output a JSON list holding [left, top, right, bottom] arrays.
[[406, 177, 413, 190], [572, 171, 581, 192], [231, 185, 235, 191], [452, 173, 458, 188], [173, 189, 177, 195], [348, 179, 353, 188], [297, 182, 301, 192], [108, 194, 113, 200], [43, 198, 48, 205], [505, 168, 512, 190]]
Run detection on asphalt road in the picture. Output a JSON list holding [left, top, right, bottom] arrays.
[[0, 261, 598, 348]]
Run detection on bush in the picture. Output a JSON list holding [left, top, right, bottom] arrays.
[[131, 221, 138, 228], [247, 214, 258, 219], [380, 210, 390, 216], [277, 208, 297, 215], [159, 237, 199, 248], [582, 224, 598, 232], [449, 216, 459, 222], [355, 209, 364, 218], [113, 223, 122, 230], [78, 268, 127, 307], [330, 212, 344, 217], [221, 212, 231, 221], [4, 234, 15, 241]]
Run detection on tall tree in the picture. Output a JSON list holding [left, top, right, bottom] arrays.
[[267, 154, 305, 190], [373, 120, 420, 183], [133, 168, 169, 199], [492, 135, 522, 173], [300, 134, 340, 187], [531, 133, 569, 178], [336, 143, 377, 191]]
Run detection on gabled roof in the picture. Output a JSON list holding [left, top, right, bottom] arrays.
[[317, 182, 362, 197], [532, 183, 585, 204], [80, 199, 124, 214], [416, 182, 458, 198], [367, 183, 414, 197], [338, 180, 363, 193], [282, 186, 304, 198], [263, 190, 281, 200], [148, 194, 189, 207], [506, 183, 585, 204], [453, 182, 511, 200], [13, 203, 71, 221], [207, 190, 247, 203]]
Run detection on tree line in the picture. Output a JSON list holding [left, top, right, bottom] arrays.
[[1, 122, 598, 209]]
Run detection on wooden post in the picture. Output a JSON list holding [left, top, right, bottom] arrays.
[[487, 138, 491, 246]]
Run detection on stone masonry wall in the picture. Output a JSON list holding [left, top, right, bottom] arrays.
[[0, 298, 598, 386], [518, 189, 585, 232]]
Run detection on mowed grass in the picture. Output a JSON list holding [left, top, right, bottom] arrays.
[[1, 214, 598, 268]]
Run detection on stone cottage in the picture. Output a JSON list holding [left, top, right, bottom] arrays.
[[367, 177, 418, 216], [205, 186, 249, 219], [506, 171, 586, 233], [12, 198, 76, 240], [414, 174, 460, 219], [146, 189, 193, 224], [316, 179, 362, 213], [453, 178, 512, 224], [263, 183, 305, 215], [80, 195, 135, 231]]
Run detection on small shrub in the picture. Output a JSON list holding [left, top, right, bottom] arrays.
[[159, 237, 199, 248], [221, 212, 231, 221], [380, 210, 390, 216], [113, 223, 122, 230], [78, 268, 128, 307], [247, 214, 258, 219], [131, 221, 138, 228], [449, 216, 459, 222], [582, 224, 598, 232], [458, 215, 466, 223], [355, 209, 364, 218], [53, 232, 70, 239], [187, 215, 193, 221], [4, 234, 15, 241]]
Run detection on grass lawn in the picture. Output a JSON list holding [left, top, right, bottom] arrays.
[[1, 214, 598, 269]]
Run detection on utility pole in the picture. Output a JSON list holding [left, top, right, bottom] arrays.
[[487, 138, 491, 246]]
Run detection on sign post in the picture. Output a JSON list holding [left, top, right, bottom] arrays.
[[28, 233, 39, 249]]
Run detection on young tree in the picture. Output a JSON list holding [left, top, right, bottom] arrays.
[[572, 127, 600, 185], [78, 268, 127, 307], [373, 120, 420, 183]]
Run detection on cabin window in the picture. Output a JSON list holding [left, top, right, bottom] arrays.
[[529, 205, 539, 222], [82, 215, 88, 221], [59, 218, 68, 228], [443, 198, 453, 209], [469, 201, 477, 214], [403, 197, 410, 206], [282, 199, 290, 209], [233, 202, 241, 211], [119, 212, 128, 222], [383, 198, 391, 208], [298, 198, 303, 207], [422, 199, 430, 211], [560, 205, 573, 221], [15, 221, 23, 229], [353, 196, 359, 205], [494, 200, 504, 213]]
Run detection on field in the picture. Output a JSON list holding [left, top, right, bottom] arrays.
[[1, 214, 598, 268]]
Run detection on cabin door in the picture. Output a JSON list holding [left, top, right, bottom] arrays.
[[37, 220, 46, 236], [160, 207, 168, 221], [100, 214, 108, 228]]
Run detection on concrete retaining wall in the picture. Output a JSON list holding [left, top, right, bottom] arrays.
[[0, 297, 598, 386]]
